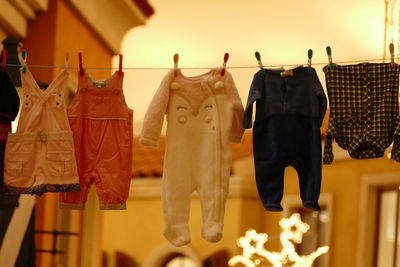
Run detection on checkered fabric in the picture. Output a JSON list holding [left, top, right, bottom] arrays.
[[323, 63, 400, 164]]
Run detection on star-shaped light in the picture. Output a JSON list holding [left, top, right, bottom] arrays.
[[229, 213, 329, 267], [237, 229, 268, 258], [279, 213, 309, 243]]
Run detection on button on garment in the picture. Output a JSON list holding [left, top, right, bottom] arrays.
[[4, 67, 80, 194], [59, 70, 133, 210], [323, 63, 400, 163]]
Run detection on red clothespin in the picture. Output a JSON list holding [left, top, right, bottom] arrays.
[[118, 54, 123, 75], [390, 43, 395, 67], [221, 53, 229, 76], [78, 52, 84, 75], [173, 53, 179, 77], [1, 50, 6, 72], [65, 52, 70, 68]]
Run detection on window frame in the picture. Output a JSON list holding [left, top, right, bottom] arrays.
[[373, 185, 400, 267], [281, 193, 333, 267], [356, 172, 400, 267]]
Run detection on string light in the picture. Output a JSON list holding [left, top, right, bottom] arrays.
[[229, 213, 329, 267]]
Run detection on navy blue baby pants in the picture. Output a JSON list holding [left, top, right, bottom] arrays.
[[243, 67, 327, 211]]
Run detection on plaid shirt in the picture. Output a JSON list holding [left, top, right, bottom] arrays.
[[323, 63, 400, 164]]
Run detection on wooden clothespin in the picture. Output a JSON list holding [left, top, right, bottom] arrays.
[[308, 49, 313, 72], [326, 46, 335, 69], [173, 53, 179, 77], [118, 54, 123, 75], [255, 51, 263, 70], [220, 52, 229, 76], [21, 50, 27, 74], [1, 50, 6, 72], [78, 52, 84, 75], [390, 43, 395, 67], [65, 52, 70, 68]]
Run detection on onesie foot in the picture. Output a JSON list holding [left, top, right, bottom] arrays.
[[202, 222, 223, 242], [163, 224, 190, 247], [303, 201, 320, 211], [264, 203, 283, 212]]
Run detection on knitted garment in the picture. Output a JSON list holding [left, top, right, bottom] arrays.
[[323, 63, 400, 163], [243, 67, 327, 211], [3, 67, 79, 194], [59, 70, 133, 210], [140, 69, 244, 246]]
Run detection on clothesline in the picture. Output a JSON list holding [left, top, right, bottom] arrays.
[[2, 57, 398, 70]]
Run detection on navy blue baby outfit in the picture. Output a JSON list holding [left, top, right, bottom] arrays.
[[243, 66, 327, 211]]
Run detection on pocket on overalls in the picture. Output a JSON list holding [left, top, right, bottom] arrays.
[[5, 152, 31, 177], [46, 151, 73, 177]]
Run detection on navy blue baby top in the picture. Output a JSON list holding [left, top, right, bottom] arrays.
[[243, 66, 327, 129]]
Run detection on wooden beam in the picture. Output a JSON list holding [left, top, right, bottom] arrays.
[[24, 0, 48, 11], [7, 0, 36, 19], [0, 0, 27, 37]]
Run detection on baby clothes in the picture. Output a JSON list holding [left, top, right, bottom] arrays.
[[3, 65, 80, 194], [243, 66, 327, 211], [0, 69, 20, 207], [59, 70, 133, 210], [323, 63, 400, 163], [140, 69, 244, 246]]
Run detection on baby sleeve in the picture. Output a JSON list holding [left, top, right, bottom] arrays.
[[243, 71, 263, 129], [139, 71, 173, 147], [311, 70, 328, 127], [224, 71, 244, 143]]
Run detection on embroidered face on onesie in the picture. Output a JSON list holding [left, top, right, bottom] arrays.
[[168, 81, 216, 130]]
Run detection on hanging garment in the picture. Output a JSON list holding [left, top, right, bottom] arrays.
[[59, 70, 133, 210], [323, 63, 400, 163], [3, 64, 80, 194], [140, 69, 244, 246], [0, 69, 20, 206], [243, 66, 327, 211]]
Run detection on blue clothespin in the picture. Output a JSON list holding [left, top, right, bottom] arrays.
[[21, 50, 27, 74], [308, 49, 313, 72], [255, 51, 263, 70], [326, 46, 334, 69]]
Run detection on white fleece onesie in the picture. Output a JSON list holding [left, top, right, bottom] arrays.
[[140, 69, 244, 246]]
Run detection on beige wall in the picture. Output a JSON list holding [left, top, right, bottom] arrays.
[[255, 156, 400, 267], [101, 154, 400, 267], [102, 193, 264, 265], [119, 0, 386, 133]]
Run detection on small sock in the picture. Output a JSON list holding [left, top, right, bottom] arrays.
[[163, 224, 190, 247], [202, 222, 223, 243], [303, 201, 321, 211], [264, 203, 283, 212]]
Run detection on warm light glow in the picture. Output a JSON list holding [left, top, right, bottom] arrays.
[[229, 213, 329, 267], [385, 0, 400, 57]]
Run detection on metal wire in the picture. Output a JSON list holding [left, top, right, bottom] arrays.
[[3, 57, 398, 70]]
